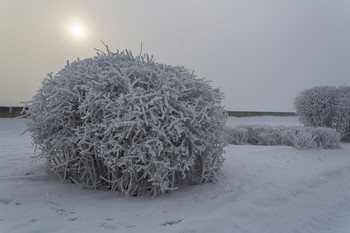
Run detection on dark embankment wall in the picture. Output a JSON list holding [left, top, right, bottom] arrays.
[[227, 111, 296, 117], [1, 106, 296, 118]]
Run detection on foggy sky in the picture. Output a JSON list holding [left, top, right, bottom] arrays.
[[1, 0, 350, 111]]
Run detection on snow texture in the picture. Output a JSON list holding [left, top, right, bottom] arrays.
[[1, 117, 350, 233], [23, 49, 227, 196], [294, 86, 350, 141]]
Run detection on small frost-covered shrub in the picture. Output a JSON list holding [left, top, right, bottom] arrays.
[[244, 125, 266, 145], [226, 125, 340, 149], [284, 127, 317, 149], [24, 48, 227, 196], [310, 127, 341, 149], [294, 85, 350, 141], [225, 127, 248, 145]]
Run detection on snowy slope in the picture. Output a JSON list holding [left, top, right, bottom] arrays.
[[1, 117, 350, 233]]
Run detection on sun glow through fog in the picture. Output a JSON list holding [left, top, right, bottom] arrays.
[[68, 22, 86, 40]]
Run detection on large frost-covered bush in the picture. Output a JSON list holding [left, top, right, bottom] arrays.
[[294, 86, 350, 141], [24, 49, 227, 196]]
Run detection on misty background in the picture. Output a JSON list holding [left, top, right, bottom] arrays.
[[1, 0, 350, 111]]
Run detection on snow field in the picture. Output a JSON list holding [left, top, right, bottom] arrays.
[[1, 117, 350, 233]]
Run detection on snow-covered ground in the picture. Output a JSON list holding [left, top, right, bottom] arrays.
[[1, 117, 350, 233]]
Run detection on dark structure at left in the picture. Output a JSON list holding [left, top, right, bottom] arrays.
[[0, 106, 26, 118]]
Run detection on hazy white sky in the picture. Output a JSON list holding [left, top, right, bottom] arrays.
[[1, 0, 350, 111]]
